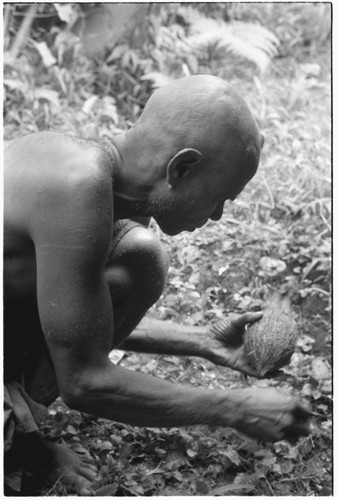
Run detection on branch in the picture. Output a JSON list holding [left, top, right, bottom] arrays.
[[9, 4, 38, 60]]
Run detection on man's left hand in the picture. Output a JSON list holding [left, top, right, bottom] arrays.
[[204, 312, 263, 377]]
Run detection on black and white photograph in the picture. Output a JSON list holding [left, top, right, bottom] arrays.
[[3, 2, 332, 496]]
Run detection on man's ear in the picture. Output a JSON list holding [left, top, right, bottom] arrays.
[[167, 148, 203, 188]]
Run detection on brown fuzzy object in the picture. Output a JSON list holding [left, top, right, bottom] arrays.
[[244, 293, 298, 376]]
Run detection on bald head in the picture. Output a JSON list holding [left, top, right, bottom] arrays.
[[134, 75, 263, 177], [114, 75, 263, 231]]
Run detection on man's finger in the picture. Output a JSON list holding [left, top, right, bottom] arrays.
[[240, 364, 260, 378], [293, 404, 312, 420], [231, 311, 263, 329], [283, 423, 311, 443], [264, 369, 283, 379]]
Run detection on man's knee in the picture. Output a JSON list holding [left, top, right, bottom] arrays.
[[125, 227, 168, 300], [106, 226, 168, 303]]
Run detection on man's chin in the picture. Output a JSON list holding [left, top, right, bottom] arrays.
[[161, 227, 183, 236], [160, 226, 195, 236]]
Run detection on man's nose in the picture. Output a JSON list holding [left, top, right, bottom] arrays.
[[210, 202, 225, 221], [260, 133, 265, 149]]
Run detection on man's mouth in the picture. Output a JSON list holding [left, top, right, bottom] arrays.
[[160, 219, 208, 235]]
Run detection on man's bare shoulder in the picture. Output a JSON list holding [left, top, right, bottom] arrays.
[[4, 132, 114, 240], [6, 131, 113, 173], [6, 131, 114, 194]]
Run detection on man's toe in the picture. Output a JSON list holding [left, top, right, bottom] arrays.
[[79, 465, 97, 481], [63, 472, 94, 495]]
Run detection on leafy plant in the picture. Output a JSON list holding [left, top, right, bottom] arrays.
[[178, 6, 279, 74]]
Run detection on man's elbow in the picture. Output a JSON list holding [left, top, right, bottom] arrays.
[[58, 362, 119, 412], [58, 371, 100, 412], [59, 383, 88, 411]]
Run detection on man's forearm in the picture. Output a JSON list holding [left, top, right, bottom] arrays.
[[68, 359, 241, 429], [119, 317, 207, 357]]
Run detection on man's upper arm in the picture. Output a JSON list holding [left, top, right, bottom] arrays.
[[31, 169, 114, 389]]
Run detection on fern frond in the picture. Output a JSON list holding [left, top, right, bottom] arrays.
[[225, 22, 279, 57], [173, 7, 280, 74], [187, 17, 279, 73]]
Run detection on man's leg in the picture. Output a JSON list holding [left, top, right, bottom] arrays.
[[105, 222, 168, 348]]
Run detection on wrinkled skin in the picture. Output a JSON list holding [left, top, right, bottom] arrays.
[[232, 388, 311, 443], [205, 314, 311, 442]]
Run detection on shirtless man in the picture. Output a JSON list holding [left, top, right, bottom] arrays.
[[4, 75, 310, 494]]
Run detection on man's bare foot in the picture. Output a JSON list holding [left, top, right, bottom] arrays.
[[20, 432, 97, 495]]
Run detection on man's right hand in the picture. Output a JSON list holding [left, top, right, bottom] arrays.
[[230, 387, 311, 443], [205, 312, 263, 377]]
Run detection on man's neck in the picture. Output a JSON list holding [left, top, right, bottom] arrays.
[[111, 132, 151, 220]]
